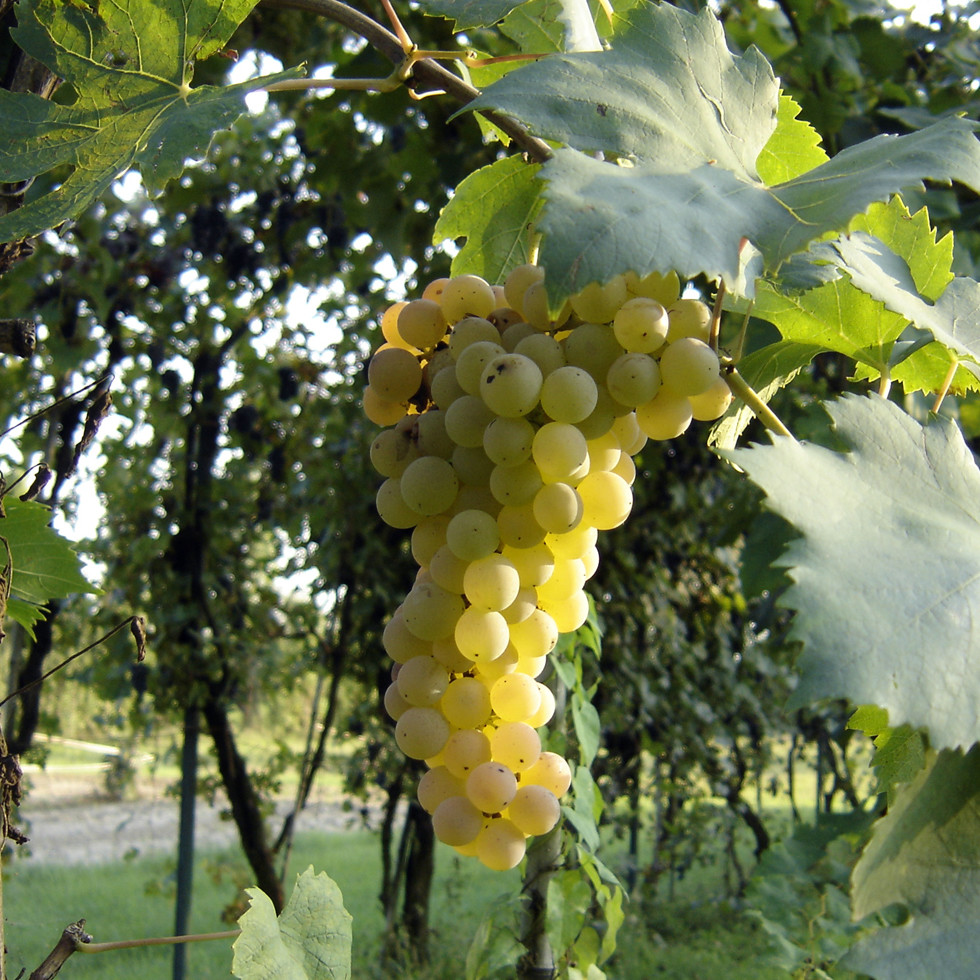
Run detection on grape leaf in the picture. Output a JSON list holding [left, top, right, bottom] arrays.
[[466, 3, 779, 179], [416, 0, 526, 30], [232, 867, 352, 980], [462, 3, 980, 303], [1, 498, 96, 636], [843, 747, 980, 980], [829, 233, 980, 393], [848, 706, 928, 802], [729, 394, 980, 750], [756, 94, 829, 185], [0, 0, 304, 243], [434, 156, 542, 282], [534, 116, 980, 303]]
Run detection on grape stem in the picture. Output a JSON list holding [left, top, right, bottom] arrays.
[[76, 930, 241, 954], [932, 357, 958, 413], [723, 366, 795, 439], [259, 0, 553, 162], [709, 281, 725, 352]]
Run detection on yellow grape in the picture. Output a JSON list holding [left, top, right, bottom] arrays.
[[433, 795, 486, 846], [476, 818, 526, 870]]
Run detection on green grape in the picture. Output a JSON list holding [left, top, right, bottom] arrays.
[[475, 818, 526, 870], [416, 410, 454, 458], [431, 634, 473, 672], [612, 451, 636, 486], [490, 459, 543, 507], [562, 323, 625, 382], [452, 485, 500, 518], [466, 761, 518, 813], [464, 554, 521, 611], [446, 509, 500, 561], [448, 316, 501, 359], [369, 426, 417, 478], [474, 641, 519, 683], [504, 263, 544, 313], [569, 275, 628, 323], [455, 340, 506, 395], [576, 384, 620, 440], [441, 677, 493, 730], [430, 363, 466, 409], [401, 581, 464, 641], [395, 706, 451, 760], [422, 277, 449, 302], [480, 353, 543, 418], [584, 430, 621, 472], [363, 386, 409, 427], [497, 502, 547, 548], [411, 515, 449, 567], [522, 281, 570, 332], [455, 607, 510, 662], [526, 683, 556, 727], [507, 784, 561, 836], [501, 542, 554, 588], [539, 365, 598, 423], [399, 456, 459, 516], [397, 654, 450, 707], [659, 337, 720, 397], [490, 721, 541, 773], [516, 652, 548, 678], [612, 297, 670, 353], [489, 307, 525, 333], [429, 544, 468, 594], [513, 333, 566, 377], [444, 395, 494, 448], [380, 301, 411, 349], [398, 298, 447, 350], [624, 268, 681, 306], [443, 728, 493, 779], [508, 608, 559, 659], [501, 586, 537, 624], [376, 477, 420, 529], [611, 411, 646, 456], [532, 482, 583, 535], [490, 674, 542, 724], [532, 422, 589, 484], [606, 352, 662, 407], [536, 557, 587, 602], [523, 751, 572, 797], [636, 390, 693, 440], [688, 375, 734, 420], [539, 588, 590, 633], [483, 416, 535, 467], [432, 795, 485, 846], [451, 445, 495, 487], [577, 470, 633, 530], [383, 610, 432, 664], [441, 274, 497, 323], [500, 318, 537, 351], [383, 681, 411, 721], [368, 346, 423, 403], [546, 522, 597, 560], [665, 298, 712, 343], [417, 765, 465, 814]]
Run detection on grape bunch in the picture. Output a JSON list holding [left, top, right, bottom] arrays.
[[363, 265, 731, 871]]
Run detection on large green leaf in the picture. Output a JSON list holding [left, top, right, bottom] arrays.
[[1, 497, 95, 635], [534, 117, 980, 302], [0, 0, 303, 243], [756, 94, 828, 185], [829, 233, 980, 393], [416, 0, 526, 30], [843, 747, 980, 980], [463, 3, 980, 303], [232, 867, 352, 980], [434, 155, 542, 282], [730, 394, 980, 750], [466, 3, 779, 179]]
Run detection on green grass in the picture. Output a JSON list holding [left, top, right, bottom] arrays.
[[2, 824, 784, 980]]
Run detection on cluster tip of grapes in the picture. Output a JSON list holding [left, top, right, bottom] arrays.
[[363, 265, 732, 872]]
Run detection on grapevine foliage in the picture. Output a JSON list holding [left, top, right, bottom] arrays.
[[0, 0, 302, 242], [233, 868, 353, 980]]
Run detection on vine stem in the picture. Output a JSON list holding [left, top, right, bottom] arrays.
[[259, 0, 552, 163], [723, 366, 795, 439], [932, 357, 958, 413], [76, 929, 241, 954]]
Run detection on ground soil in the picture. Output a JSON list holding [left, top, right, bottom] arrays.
[[7, 767, 377, 866]]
